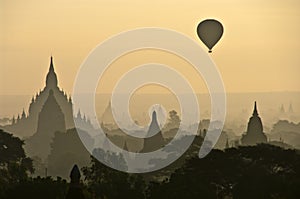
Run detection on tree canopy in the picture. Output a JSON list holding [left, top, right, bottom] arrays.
[[147, 144, 300, 199], [0, 129, 34, 198]]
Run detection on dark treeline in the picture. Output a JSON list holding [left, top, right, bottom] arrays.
[[1, 129, 300, 199]]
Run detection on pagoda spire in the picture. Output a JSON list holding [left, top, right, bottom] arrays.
[[149, 111, 160, 135], [50, 56, 54, 71], [12, 115, 16, 125], [253, 101, 258, 116], [66, 164, 85, 199], [77, 109, 82, 119], [225, 138, 229, 149], [46, 56, 58, 88], [123, 141, 129, 151], [140, 110, 165, 152], [288, 103, 294, 113], [241, 101, 267, 145], [70, 164, 81, 184], [21, 108, 26, 119], [280, 104, 285, 113], [152, 110, 157, 121]]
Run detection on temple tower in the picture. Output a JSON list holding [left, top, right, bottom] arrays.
[[241, 102, 267, 146]]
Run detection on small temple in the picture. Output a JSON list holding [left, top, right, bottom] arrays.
[[241, 101, 267, 146], [66, 164, 85, 199], [140, 111, 165, 153]]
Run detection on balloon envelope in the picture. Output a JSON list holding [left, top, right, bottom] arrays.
[[197, 19, 223, 53]]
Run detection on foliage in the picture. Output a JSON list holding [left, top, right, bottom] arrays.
[[47, 128, 93, 178], [1, 127, 300, 199], [0, 129, 34, 198], [163, 110, 181, 132], [82, 148, 146, 199], [147, 144, 300, 199], [3, 176, 68, 199]]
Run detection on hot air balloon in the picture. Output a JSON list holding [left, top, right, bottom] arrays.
[[197, 19, 224, 53]]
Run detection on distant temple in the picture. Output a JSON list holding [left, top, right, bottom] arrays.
[[101, 101, 118, 130], [241, 102, 267, 146], [280, 104, 285, 114], [140, 111, 165, 152], [25, 89, 66, 160], [288, 103, 294, 113], [66, 164, 85, 199], [3, 56, 94, 138]]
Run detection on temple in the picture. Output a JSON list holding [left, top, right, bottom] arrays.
[[66, 165, 85, 199], [25, 89, 67, 160], [3, 56, 94, 138], [241, 101, 268, 145], [2, 57, 95, 162], [140, 111, 165, 152]]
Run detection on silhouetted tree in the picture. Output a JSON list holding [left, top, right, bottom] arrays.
[[147, 144, 300, 199], [163, 110, 181, 132], [144, 134, 205, 182], [4, 176, 68, 199], [82, 148, 145, 199], [47, 128, 93, 178], [232, 144, 300, 199], [0, 129, 33, 198]]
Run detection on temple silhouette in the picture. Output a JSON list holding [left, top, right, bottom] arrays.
[[241, 101, 268, 145], [3, 56, 94, 139], [140, 111, 165, 152], [101, 101, 118, 130], [25, 89, 67, 160], [2, 57, 95, 163], [66, 164, 85, 199]]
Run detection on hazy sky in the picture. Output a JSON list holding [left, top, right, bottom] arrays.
[[1, 0, 300, 95]]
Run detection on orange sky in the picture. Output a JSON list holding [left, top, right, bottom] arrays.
[[1, 0, 300, 95]]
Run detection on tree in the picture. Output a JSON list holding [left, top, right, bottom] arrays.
[[163, 110, 181, 132], [47, 128, 92, 179], [3, 176, 69, 199], [147, 144, 300, 199], [82, 148, 146, 199], [0, 129, 34, 198]]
